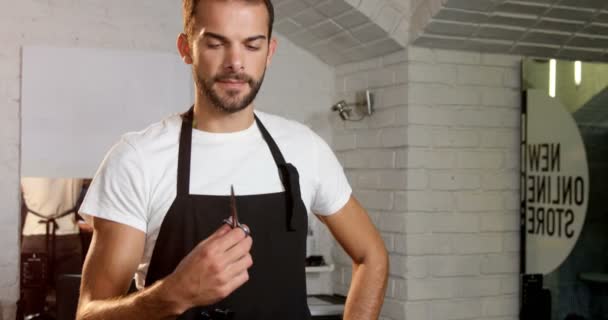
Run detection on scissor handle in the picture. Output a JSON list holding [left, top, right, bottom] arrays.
[[222, 218, 251, 237]]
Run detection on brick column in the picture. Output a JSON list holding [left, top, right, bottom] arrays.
[[330, 47, 522, 320]]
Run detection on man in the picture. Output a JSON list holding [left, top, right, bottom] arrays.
[[76, 0, 388, 319]]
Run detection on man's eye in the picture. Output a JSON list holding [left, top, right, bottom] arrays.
[[246, 45, 260, 51], [207, 43, 222, 49]]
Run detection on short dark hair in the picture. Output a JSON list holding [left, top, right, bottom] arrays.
[[182, 0, 275, 42]]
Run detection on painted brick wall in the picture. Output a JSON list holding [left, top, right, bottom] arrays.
[[0, 0, 334, 317], [331, 49, 410, 318], [331, 47, 522, 320]]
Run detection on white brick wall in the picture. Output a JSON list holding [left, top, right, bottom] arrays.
[[332, 51, 409, 320], [0, 0, 335, 317], [331, 47, 521, 319]]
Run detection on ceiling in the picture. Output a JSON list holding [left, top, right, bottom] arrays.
[[411, 0, 608, 62], [273, 0, 409, 65], [273, 0, 608, 65]]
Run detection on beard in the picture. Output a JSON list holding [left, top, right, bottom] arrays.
[[194, 67, 265, 114]]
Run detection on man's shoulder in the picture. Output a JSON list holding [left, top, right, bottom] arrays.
[[120, 113, 182, 151], [254, 111, 313, 140]]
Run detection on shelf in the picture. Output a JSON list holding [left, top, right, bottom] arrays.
[[580, 272, 608, 285], [305, 264, 335, 273], [307, 295, 345, 317]]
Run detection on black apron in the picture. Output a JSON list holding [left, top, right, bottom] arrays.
[[145, 108, 311, 320]]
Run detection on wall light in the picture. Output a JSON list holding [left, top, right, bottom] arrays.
[[574, 60, 582, 86], [549, 59, 556, 98], [331, 90, 374, 121]]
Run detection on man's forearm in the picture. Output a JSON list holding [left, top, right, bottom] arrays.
[[77, 279, 186, 320], [343, 252, 389, 320]]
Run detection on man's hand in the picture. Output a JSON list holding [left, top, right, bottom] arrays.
[[165, 224, 253, 312], [77, 219, 252, 320]]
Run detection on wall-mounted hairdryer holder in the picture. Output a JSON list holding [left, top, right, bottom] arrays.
[[332, 90, 374, 121]]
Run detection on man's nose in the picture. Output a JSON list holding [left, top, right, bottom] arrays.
[[223, 46, 244, 72]]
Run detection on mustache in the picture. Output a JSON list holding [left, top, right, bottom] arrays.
[[213, 73, 253, 84]]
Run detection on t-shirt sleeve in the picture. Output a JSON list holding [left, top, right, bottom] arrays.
[[310, 131, 352, 216], [79, 137, 149, 233]]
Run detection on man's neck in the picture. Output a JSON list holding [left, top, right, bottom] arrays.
[[193, 98, 255, 133]]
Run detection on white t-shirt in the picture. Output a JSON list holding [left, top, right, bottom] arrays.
[[22, 177, 83, 236], [80, 111, 351, 288]]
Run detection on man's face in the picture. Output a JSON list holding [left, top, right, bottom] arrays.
[[188, 1, 274, 114]]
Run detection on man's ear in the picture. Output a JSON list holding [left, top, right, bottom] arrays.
[[177, 33, 193, 65], [266, 37, 278, 67]]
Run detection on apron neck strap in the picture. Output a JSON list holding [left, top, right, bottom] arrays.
[[254, 115, 287, 166], [177, 107, 194, 196]]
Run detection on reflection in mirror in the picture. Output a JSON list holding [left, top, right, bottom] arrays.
[[523, 58, 608, 114], [522, 58, 608, 319], [19, 177, 92, 319]]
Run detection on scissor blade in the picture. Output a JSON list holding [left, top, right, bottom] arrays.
[[230, 185, 238, 228]]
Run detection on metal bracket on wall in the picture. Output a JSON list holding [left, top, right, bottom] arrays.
[[331, 90, 374, 121]]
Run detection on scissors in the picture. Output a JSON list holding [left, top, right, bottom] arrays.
[[223, 185, 250, 236]]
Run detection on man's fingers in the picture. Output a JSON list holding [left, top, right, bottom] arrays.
[[208, 223, 232, 241], [225, 252, 253, 279], [222, 236, 252, 265], [193, 224, 231, 254], [223, 270, 250, 296], [215, 227, 249, 252], [238, 224, 251, 237]]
